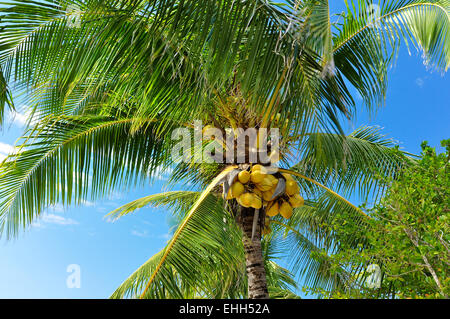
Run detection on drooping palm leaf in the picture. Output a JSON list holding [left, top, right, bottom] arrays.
[[110, 189, 299, 298], [109, 175, 248, 299], [272, 216, 351, 293], [0, 0, 356, 138], [135, 166, 240, 298], [0, 115, 176, 238], [333, 0, 450, 110], [292, 126, 416, 201], [0, 67, 14, 125], [273, 169, 371, 292]]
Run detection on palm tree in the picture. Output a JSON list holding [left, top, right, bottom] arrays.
[[0, 0, 448, 299]]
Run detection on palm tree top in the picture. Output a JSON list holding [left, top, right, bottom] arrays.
[[0, 0, 448, 298]]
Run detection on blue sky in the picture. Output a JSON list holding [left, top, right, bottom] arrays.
[[0, 2, 449, 298]]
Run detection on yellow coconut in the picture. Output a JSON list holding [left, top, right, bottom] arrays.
[[251, 164, 264, 172], [250, 196, 262, 209], [250, 170, 265, 184], [262, 189, 274, 202], [238, 170, 251, 184], [266, 174, 278, 186], [279, 201, 293, 219], [256, 177, 273, 192], [231, 181, 245, 198], [252, 164, 268, 174], [239, 193, 253, 208], [252, 188, 263, 198], [285, 180, 299, 196], [289, 194, 304, 208], [266, 202, 279, 217]]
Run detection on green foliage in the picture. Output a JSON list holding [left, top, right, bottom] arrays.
[[334, 0, 450, 110], [109, 190, 300, 299], [0, 0, 448, 298], [316, 140, 450, 299]]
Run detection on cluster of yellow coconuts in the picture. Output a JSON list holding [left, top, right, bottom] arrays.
[[226, 164, 304, 220]]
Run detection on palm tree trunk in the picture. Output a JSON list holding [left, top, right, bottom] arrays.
[[238, 207, 269, 299]]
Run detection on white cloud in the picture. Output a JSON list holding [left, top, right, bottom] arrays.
[[108, 191, 124, 201], [30, 213, 79, 230], [141, 220, 153, 226], [131, 229, 149, 238], [48, 204, 65, 213], [31, 220, 43, 228], [0, 142, 16, 160], [7, 106, 42, 127], [152, 166, 174, 181], [80, 200, 95, 207], [9, 110, 28, 126], [41, 213, 79, 226], [415, 77, 425, 87], [0, 142, 15, 154]]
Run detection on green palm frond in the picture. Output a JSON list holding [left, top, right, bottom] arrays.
[[333, 0, 450, 110], [135, 166, 240, 298], [0, 115, 175, 238], [293, 126, 415, 201], [107, 191, 202, 222], [109, 189, 245, 299], [278, 168, 367, 217], [0, 67, 14, 125], [271, 215, 351, 293], [112, 238, 299, 299], [0, 2, 273, 113], [273, 169, 371, 292], [300, 0, 335, 68], [111, 188, 299, 298], [0, 0, 448, 299], [0, 0, 355, 137], [261, 230, 297, 292]]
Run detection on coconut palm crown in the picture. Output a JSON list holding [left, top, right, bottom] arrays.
[[0, 0, 449, 298]]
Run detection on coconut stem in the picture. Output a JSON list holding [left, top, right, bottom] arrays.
[[251, 209, 259, 241]]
